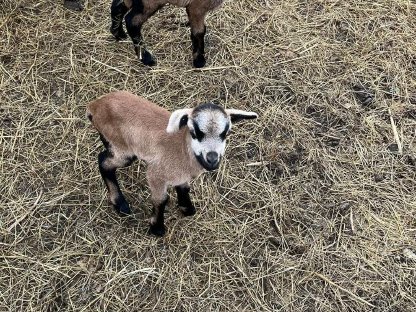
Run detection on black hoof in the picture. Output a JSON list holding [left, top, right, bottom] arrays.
[[193, 54, 206, 68], [180, 206, 196, 217], [149, 224, 166, 237], [113, 197, 131, 215], [110, 27, 128, 41], [141, 50, 156, 67]]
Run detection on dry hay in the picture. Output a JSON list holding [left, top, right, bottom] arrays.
[[1, 0, 416, 311]]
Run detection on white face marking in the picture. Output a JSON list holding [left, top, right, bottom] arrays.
[[188, 108, 230, 164]]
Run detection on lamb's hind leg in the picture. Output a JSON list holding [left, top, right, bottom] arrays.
[[186, 5, 207, 68], [110, 0, 129, 40], [98, 148, 137, 215], [124, 2, 162, 66]]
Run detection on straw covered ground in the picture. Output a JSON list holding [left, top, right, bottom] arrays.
[[1, 0, 416, 311]]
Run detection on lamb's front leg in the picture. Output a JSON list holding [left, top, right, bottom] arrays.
[[147, 172, 168, 236], [150, 195, 168, 236], [175, 183, 196, 216]]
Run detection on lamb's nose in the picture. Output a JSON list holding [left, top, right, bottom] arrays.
[[206, 152, 219, 166]]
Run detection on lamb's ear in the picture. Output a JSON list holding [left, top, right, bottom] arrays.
[[226, 109, 258, 123], [166, 108, 192, 133]]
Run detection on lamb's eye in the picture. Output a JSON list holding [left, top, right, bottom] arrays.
[[220, 129, 228, 140], [220, 124, 230, 141], [192, 122, 205, 141]]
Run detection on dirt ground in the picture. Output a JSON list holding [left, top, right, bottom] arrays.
[[1, 0, 415, 311]]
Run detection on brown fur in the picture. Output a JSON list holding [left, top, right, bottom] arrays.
[[124, 0, 224, 34], [88, 91, 257, 236], [87, 91, 203, 204]]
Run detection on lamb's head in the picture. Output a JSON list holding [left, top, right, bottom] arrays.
[[166, 103, 258, 171]]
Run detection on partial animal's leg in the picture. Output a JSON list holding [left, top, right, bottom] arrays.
[[98, 149, 136, 215], [175, 183, 196, 216], [186, 5, 207, 68], [147, 170, 169, 236], [110, 0, 129, 40], [124, 2, 162, 66]]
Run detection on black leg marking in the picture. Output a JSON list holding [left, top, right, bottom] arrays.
[[99, 132, 110, 150], [98, 150, 133, 215], [191, 28, 206, 68], [187, 5, 207, 68], [175, 185, 196, 216], [113, 194, 131, 215], [149, 196, 169, 237], [124, 6, 144, 45], [110, 0, 129, 40], [125, 155, 137, 165], [125, 11, 156, 66], [124, 2, 161, 66]]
